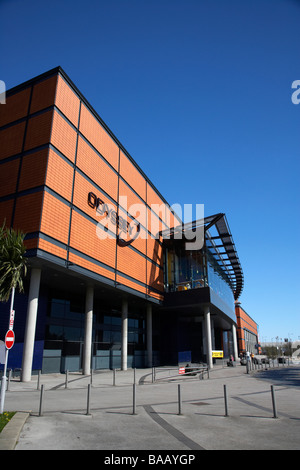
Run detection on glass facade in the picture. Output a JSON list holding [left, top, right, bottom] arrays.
[[43, 288, 147, 372], [206, 244, 235, 312], [164, 237, 235, 312], [164, 245, 206, 292]]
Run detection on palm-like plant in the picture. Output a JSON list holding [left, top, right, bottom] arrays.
[[0, 222, 27, 412], [0, 222, 27, 302]]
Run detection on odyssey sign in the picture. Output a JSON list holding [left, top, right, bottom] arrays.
[[88, 192, 140, 247]]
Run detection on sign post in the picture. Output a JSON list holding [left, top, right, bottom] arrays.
[[5, 330, 15, 350], [0, 287, 16, 414]]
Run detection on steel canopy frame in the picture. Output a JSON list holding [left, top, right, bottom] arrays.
[[161, 213, 244, 300]]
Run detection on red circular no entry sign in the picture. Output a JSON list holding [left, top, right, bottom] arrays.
[[5, 330, 15, 350]]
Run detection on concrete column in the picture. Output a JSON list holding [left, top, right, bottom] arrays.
[[204, 307, 213, 369], [21, 268, 41, 382], [82, 285, 94, 375], [232, 323, 238, 361], [121, 298, 128, 371], [146, 303, 153, 367]]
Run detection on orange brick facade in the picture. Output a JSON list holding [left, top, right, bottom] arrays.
[[0, 67, 178, 302], [235, 302, 259, 354]]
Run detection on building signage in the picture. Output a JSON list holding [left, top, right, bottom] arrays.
[[9, 310, 15, 331], [5, 330, 15, 350], [88, 192, 140, 247]]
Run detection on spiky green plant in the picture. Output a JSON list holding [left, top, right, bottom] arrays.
[[0, 222, 27, 302]]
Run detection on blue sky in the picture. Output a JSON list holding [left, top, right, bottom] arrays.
[[1, 0, 299, 343]]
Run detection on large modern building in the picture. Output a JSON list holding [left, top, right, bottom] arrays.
[[0, 67, 253, 381]]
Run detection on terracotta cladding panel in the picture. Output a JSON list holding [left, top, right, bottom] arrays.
[[73, 171, 117, 224], [38, 238, 67, 260], [119, 151, 146, 201], [147, 208, 164, 238], [79, 104, 119, 170], [69, 252, 115, 281], [70, 210, 116, 269], [147, 290, 163, 301], [116, 245, 146, 283], [0, 121, 26, 160], [30, 75, 58, 114], [76, 137, 118, 201], [236, 308, 257, 335], [0, 199, 14, 227], [24, 238, 38, 251], [55, 75, 80, 127], [147, 183, 165, 212], [46, 149, 73, 201], [147, 236, 163, 264], [50, 110, 77, 162], [166, 207, 181, 230], [117, 207, 147, 255], [13, 192, 43, 233], [24, 110, 53, 151], [40, 192, 70, 244], [0, 88, 31, 127], [147, 261, 164, 292], [119, 180, 146, 224], [19, 149, 48, 192], [116, 274, 146, 295], [0, 159, 20, 197]]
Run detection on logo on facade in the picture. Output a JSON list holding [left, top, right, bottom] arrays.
[[88, 192, 140, 246], [88, 192, 204, 250]]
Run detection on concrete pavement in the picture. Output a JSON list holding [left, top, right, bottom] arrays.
[[0, 363, 299, 450]]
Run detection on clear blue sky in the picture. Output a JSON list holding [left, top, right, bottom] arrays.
[[1, 0, 299, 343]]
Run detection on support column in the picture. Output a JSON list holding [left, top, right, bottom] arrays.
[[147, 303, 153, 367], [83, 285, 94, 375], [204, 307, 213, 369], [121, 298, 128, 371], [21, 268, 41, 382], [232, 323, 238, 361]]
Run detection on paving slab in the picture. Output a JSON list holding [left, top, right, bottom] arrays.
[[0, 364, 299, 450]]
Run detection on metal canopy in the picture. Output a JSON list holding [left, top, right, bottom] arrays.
[[161, 213, 244, 300], [205, 213, 244, 300]]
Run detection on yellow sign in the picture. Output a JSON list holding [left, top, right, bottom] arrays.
[[212, 350, 223, 358]]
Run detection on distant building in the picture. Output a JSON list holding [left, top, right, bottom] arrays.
[[235, 302, 260, 354]]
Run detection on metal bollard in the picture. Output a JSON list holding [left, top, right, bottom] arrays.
[[178, 384, 182, 415], [37, 370, 41, 390], [86, 384, 91, 415], [113, 369, 116, 386], [271, 385, 278, 418], [223, 384, 229, 417], [132, 383, 137, 415], [39, 384, 44, 416], [65, 370, 69, 389], [7, 369, 11, 391]]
